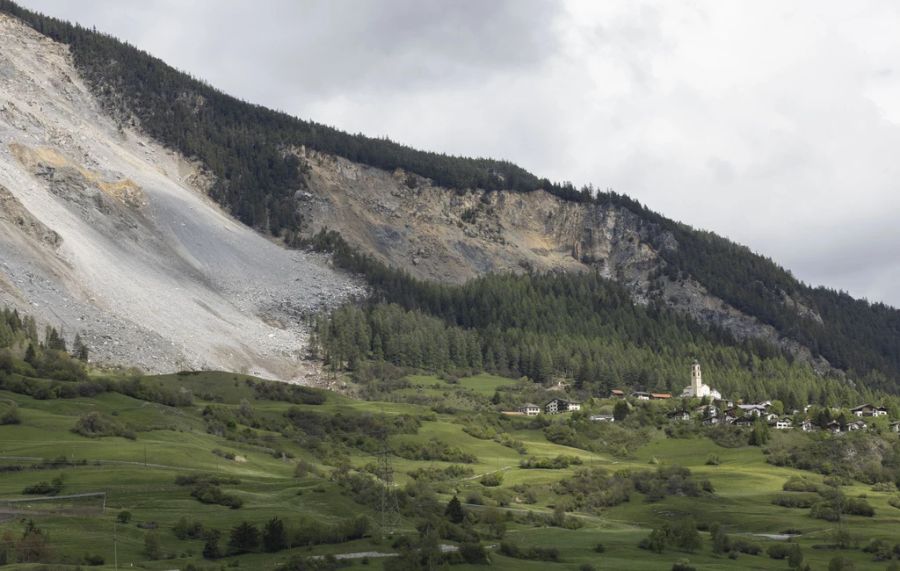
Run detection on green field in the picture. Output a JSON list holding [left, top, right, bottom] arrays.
[[0, 371, 898, 570]]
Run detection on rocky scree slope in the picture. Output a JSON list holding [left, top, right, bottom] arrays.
[[0, 14, 362, 380]]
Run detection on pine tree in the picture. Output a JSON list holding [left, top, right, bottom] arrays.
[[444, 495, 465, 524], [262, 517, 287, 552], [228, 522, 259, 554]]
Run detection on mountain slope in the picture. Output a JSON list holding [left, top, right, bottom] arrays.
[[0, 13, 360, 379], [2, 2, 900, 392]]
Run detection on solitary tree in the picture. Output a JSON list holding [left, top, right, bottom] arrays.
[[262, 517, 288, 552], [445, 495, 466, 524]]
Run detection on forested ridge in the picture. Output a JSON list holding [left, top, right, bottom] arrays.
[[3, 2, 900, 392]]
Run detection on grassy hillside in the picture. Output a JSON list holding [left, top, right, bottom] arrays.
[[1, 370, 899, 570]]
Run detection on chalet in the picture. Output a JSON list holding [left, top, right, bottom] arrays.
[[650, 393, 672, 401], [825, 420, 842, 433], [847, 420, 867, 431], [610, 389, 626, 399], [800, 420, 816, 432], [850, 404, 888, 417], [631, 391, 651, 401], [772, 418, 792, 430], [668, 409, 692, 422], [545, 398, 580, 414], [736, 404, 768, 417], [519, 403, 541, 416], [590, 414, 615, 422], [732, 416, 756, 427], [891, 421, 900, 433]]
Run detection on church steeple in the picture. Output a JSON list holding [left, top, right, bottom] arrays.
[[691, 359, 702, 394]]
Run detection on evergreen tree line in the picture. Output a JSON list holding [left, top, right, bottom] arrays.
[[315, 272, 888, 409], [1, 307, 90, 382]]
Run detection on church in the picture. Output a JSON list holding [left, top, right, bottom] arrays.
[[680, 360, 722, 400]]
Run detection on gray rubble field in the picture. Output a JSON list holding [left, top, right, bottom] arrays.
[[0, 14, 363, 381]]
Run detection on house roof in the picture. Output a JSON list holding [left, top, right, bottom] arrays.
[[850, 403, 874, 411], [611, 389, 625, 395], [521, 403, 539, 408], [650, 393, 672, 398]]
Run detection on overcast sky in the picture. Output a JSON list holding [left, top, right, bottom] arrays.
[[20, 0, 900, 307]]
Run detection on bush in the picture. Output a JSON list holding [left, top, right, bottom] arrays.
[[499, 542, 560, 561], [0, 403, 21, 425], [767, 544, 792, 559], [772, 493, 819, 508], [705, 454, 720, 466], [672, 561, 696, 571], [83, 553, 105, 565], [480, 472, 504, 487], [593, 543, 606, 553], [117, 510, 132, 523], [844, 497, 874, 517], [459, 542, 489, 564], [72, 411, 136, 439], [23, 475, 64, 496], [190, 482, 243, 509], [730, 538, 762, 555], [783, 477, 820, 493]]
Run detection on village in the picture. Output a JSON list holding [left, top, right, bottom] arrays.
[[510, 360, 900, 434]]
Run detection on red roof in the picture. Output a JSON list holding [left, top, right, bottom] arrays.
[[651, 393, 672, 399]]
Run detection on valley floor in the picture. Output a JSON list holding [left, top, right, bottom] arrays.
[[0, 371, 898, 570]]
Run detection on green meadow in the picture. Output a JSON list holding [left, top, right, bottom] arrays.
[[0, 371, 898, 570]]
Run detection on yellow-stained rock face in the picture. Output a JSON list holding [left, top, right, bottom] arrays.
[[9, 143, 145, 208]]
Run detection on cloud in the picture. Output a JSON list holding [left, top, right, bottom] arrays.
[[19, 0, 900, 306]]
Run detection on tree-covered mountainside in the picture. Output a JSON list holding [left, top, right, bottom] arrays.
[[315, 266, 896, 410], [3, 1, 900, 393]]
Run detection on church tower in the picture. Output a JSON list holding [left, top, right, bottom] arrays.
[[691, 360, 702, 395]]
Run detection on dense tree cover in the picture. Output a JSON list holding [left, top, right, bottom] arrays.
[[316, 271, 890, 407], [4, 2, 900, 393]]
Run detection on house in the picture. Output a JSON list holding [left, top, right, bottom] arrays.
[[545, 398, 579, 414], [519, 403, 541, 416], [850, 404, 887, 417], [847, 420, 867, 431], [772, 418, 792, 430], [631, 391, 651, 401], [825, 420, 842, 433], [590, 414, 615, 422], [800, 420, 816, 432], [650, 393, 672, 400], [732, 416, 756, 427], [736, 404, 768, 417], [890, 421, 900, 433], [668, 409, 692, 422], [610, 389, 626, 399]]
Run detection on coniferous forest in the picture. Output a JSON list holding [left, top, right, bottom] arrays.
[[3, 0, 900, 396]]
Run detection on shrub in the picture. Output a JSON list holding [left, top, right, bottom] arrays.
[[767, 544, 792, 559], [772, 493, 819, 508], [23, 475, 64, 496], [844, 497, 874, 517], [671, 561, 696, 571], [72, 411, 136, 439], [117, 510, 132, 523], [593, 543, 606, 553], [705, 454, 720, 466], [459, 542, 489, 564], [783, 477, 819, 493], [730, 538, 762, 555], [0, 403, 21, 425], [480, 472, 504, 487], [828, 556, 856, 571], [83, 553, 105, 565], [499, 542, 560, 561]]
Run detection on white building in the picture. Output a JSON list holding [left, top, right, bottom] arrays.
[[680, 360, 722, 400], [519, 403, 541, 416]]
